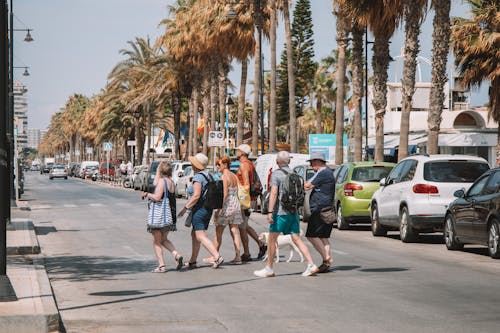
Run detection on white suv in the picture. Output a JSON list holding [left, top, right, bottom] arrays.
[[370, 155, 490, 242]]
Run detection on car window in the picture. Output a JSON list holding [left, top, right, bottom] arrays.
[[467, 175, 490, 197], [306, 168, 316, 181], [400, 160, 418, 182], [184, 166, 192, 176], [182, 164, 191, 170], [336, 166, 348, 184], [352, 166, 393, 182], [424, 161, 489, 183], [484, 171, 500, 194], [293, 166, 304, 178], [387, 161, 406, 185]]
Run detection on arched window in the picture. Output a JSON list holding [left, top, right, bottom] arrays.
[[453, 112, 481, 128]]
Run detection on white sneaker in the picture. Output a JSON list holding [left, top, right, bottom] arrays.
[[302, 264, 318, 277], [254, 266, 275, 278]]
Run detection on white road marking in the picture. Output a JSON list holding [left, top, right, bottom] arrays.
[[332, 249, 348, 255], [63, 204, 77, 208], [89, 203, 104, 207], [30, 205, 52, 210]]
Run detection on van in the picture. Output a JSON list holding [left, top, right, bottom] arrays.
[[79, 161, 99, 178], [254, 153, 310, 193]]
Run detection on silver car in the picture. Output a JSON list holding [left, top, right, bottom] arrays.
[[49, 165, 68, 180]]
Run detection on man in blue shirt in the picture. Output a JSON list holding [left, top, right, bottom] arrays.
[[254, 151, 318, 278], [304, 151, 335, 273]]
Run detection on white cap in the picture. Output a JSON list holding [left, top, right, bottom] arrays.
[[237, 144, 251, 156]]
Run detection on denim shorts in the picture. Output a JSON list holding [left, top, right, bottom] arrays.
[[269, 213, 300, 235], [191, 207, 213, 231]]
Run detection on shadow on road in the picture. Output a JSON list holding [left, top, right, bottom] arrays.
[[44, 255, 154, 282], [386, 232, 445, 244], [35, 226, 81, 235]]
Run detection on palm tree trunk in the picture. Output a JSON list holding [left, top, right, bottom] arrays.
[[174, 92, 182, 160], [352, 24, 364, 162], [218, 62, 227, 157], [202, 76, 210, 157], [136, 114, 144, 165], [427, 0, 450, 154], [192, 84, 200, 155], [145, 104, 151, 166], [372, 34, 391, 162], [269, 0, 277, 152], [284, 2, 297, 153], [399, 0, 422, 161], [252, 40, 260, 156], [335, 15, 349, 164], [316, 97, 323, 133], [210, 67, 218, 133], [237, 58, 248, 146], [187, 97, 193, 157]]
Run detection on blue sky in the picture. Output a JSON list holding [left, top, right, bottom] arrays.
[[14, 0, 487, 130]]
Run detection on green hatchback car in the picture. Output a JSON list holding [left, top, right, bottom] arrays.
[[335, 162, 395, 230]]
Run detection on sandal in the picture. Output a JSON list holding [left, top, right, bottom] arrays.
[[184, 261, 197, 269], [229, 258, 243, 265], [175, 255, 184, 271], [212, 256, 224, 269], [152, 265, 166, 273]]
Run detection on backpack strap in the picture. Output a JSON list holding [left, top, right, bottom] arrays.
[[199, 171, 212, 198]]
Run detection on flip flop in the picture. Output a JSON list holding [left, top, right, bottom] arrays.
[[152, 265, 166, 273], [212, 256, 224, 269], [183, 261, 197, 269], [175, 255, 184, 271]]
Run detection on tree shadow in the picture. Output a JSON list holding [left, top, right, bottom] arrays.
[[44, 255, 155, 282], [35, 226, 81, 235]]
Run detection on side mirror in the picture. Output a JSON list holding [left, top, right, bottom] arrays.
[[379, 178, 386, 187], [454, 189, 465, 198], [178, 172, 184, 178]]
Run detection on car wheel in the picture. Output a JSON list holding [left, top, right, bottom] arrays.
[[337, 204, 349, 230], [488, 219, 500, 259], [371, 203, 387, 236], [444, 214, 463, 250], [49, 177, 53, 180], [399, 206, 417, 243]]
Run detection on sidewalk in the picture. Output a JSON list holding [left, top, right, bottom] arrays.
[[0, 203, 60, 333]]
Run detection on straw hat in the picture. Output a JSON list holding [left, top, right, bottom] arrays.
[[188, 153, 209, 170]]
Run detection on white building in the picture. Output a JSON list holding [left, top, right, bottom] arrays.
[[367, 75, 497, 165], [27, 128, 41, 149], [14, 81, 29, 151]]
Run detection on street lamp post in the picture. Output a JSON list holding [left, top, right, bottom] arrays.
[[1, 0, 17, 302], [364, 29, 374, 161]]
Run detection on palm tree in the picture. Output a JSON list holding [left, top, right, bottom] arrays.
[[398, 0, 427, 161], [427, 0, 451, 154], [350, 22, 364, 162], [333, 3, 350, 164], [269, 0, 277, 151], [451, 0, 500, 164], [283, 0, 298, 152]]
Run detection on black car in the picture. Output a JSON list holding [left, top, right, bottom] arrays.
[[444, 168, 500, 258]]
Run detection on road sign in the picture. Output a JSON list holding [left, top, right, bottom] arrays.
[[103, 142, 113, 151], [75, 150, 80, 156], [208, 131, 225, 147], [127, 140, 136, 147], [85, 147, 93, 154]]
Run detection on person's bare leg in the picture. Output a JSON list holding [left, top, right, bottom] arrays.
[[307, 236, 327, 260], [239, 224, 250, 256], [266, 232, 279, 270], [152, 230, 165, 268], [291, 234, 314, 266], [247, 225, 265, 247], [321, 238, 332, 264], [214, 225, 225, 252], [229, 224, 241, 262], [195, 230, 221, 259], [189, 229, 201, 264]]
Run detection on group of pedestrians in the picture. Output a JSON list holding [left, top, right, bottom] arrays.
[[142, 145, 336, 278]]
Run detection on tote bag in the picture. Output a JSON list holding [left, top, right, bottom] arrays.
[[238, 183, 251, 210], [147, 179, 173, 228]]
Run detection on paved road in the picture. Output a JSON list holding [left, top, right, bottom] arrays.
[[24, 173, 500, 333]]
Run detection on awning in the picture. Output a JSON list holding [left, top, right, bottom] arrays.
[[368, 134, 426, 156], [438, 133, 497, 147]]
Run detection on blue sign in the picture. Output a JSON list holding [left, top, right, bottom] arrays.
[[308, 134, 348, 162]]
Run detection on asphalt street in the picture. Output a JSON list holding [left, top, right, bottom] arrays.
[[23, 172, 500, 333]]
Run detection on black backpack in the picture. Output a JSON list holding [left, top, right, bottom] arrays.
[[200, 173, 224, 210], [278, 169, 305, 213], [250, 167, 263, 197]]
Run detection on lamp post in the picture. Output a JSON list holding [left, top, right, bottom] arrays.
[[364, 29, 374, 161], [1, 0, 17, 302]]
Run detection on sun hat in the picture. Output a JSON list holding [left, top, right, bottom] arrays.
[[188, 153, 209, 170], [307, 151, 327, 162], [237, 144, 251, 156]]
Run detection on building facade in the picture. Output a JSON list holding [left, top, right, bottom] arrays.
[[366, 76, 497, 165], [27, 128, 41, 149], [14, 80, 28, 151]]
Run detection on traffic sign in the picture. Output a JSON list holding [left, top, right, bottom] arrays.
[[85, 147, 93, 154], [103, 142, 113, 151], [75, 150, 80, 156], [127, 140, 136, 147], [208, 131, 225, 147]]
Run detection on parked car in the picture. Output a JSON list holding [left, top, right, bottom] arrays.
[[335, 162, 395, 229], [444, 167, 500, 258], [171, 161, 192, 185], [133, 165, 149, 191], [100, 161, 118, 180], [82, 165, 99, 179], [49, 165, 68, 180], [371, 154, 490, 242], [176, 165, 194, 198], [79, 161, 99, 178], [146, 161, 161, 193], [40, 163, 54, 174], [68, 162, 80, 177]]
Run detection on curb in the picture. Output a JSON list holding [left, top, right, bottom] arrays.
[[7, 220, 41, 255]]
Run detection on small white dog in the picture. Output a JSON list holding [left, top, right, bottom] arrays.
[[258, 231, 304, 263]]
